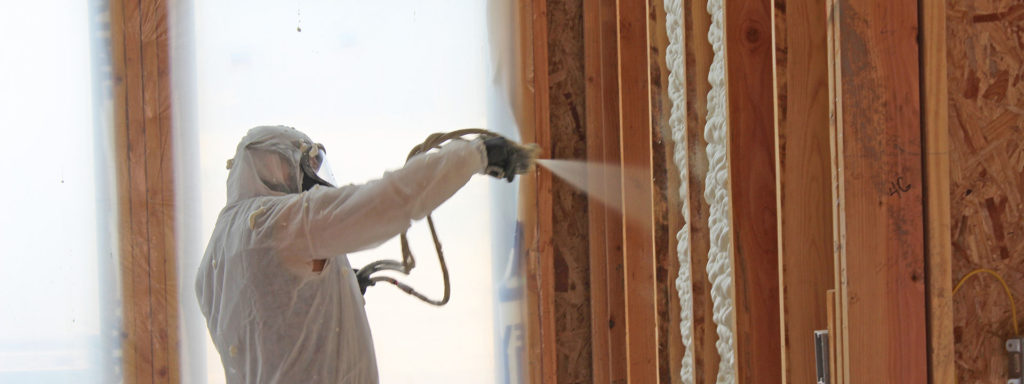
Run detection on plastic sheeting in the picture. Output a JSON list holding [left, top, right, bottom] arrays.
[[485, 0, 528, 383], [173, 1, 505, 383]]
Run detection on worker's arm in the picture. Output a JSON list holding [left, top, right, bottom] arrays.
[[284, 139, 487, 258]]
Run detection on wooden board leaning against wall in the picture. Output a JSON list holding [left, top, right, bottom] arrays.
[[827, 0, 928, 382]]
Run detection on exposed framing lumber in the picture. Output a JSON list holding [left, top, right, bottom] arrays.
[[723, 0, 782, 381], [583, 1, 629, 383], [920, 0, 953, 382], [584, 0, 611, 381], [523, 0, 557, 382], [600, 0, 628, 380], [584, 0, 626, 383], [824, 0, 845, 381], [111, 0, 179, 382], [827, 0, 928, 382], [616, 0, 660, 382], [825, 290, 838, 384], [770, 0, 833, 382]]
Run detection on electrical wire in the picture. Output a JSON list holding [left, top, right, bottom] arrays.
[[952, 268, 1019, 335]]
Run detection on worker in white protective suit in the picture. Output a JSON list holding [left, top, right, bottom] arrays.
[[196, 125, 529, 383]]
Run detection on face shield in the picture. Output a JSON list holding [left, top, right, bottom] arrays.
[[300, 143, 337, 190]]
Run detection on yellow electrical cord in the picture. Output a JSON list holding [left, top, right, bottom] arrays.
[[952, 268, 1019, 335]]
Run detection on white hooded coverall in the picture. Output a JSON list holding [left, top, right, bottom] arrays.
[[196, 126, 487, 383]]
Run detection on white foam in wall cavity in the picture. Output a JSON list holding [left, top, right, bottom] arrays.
[[663, 0, 695, 383], [703, 0, 736, 382]]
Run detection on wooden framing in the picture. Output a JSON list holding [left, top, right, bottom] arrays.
[[920, 0, 954, 382], [827, 0, 928, 382], [601, 0, 628, 381], [616, 0, 660, 382], [825, 0, 845, 381], [96, 0, 973, 381], [770, 0, 834, 382], [522, 0, 557, 382], [723, 0, 783, 381], [535, 0, 976, 382], [111, 0, 179, 382], [584, 0, 627, 382], [584, 0, 611, 380], [826, 290, 838, 384]]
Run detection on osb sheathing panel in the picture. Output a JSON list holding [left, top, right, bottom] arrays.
[[948, 1, 1024, 382], [547, 0, 593, 382]]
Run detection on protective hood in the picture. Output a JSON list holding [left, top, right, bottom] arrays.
[[225, 125, 317, 203]]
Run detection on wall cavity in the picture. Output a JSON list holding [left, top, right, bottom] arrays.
[[703, 0, 735, 382], [663, 0, 694, 383]]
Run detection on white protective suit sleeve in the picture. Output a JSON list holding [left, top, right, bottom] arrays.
[[251, 139, 488, 260]]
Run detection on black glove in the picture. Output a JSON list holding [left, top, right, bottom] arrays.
[[483, 136, 528, 182]]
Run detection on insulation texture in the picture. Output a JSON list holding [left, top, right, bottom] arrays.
[[663, 0, 695, 383], [703, 0, 735, 382]]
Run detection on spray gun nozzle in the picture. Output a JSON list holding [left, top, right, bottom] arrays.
[[512, 142, 542, 174]]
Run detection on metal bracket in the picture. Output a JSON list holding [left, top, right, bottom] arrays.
[[815, 330, 831, 384], [1007, 337, 1024, 384]]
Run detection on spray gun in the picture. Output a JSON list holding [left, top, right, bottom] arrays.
[[354, 129, 540, 305]]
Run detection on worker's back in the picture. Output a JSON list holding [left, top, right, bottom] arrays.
[[195, 126, 379, 384], [196, 192, 378, 384]]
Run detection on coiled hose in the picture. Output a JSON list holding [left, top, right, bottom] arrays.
[[354, 129, 533, 306]]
